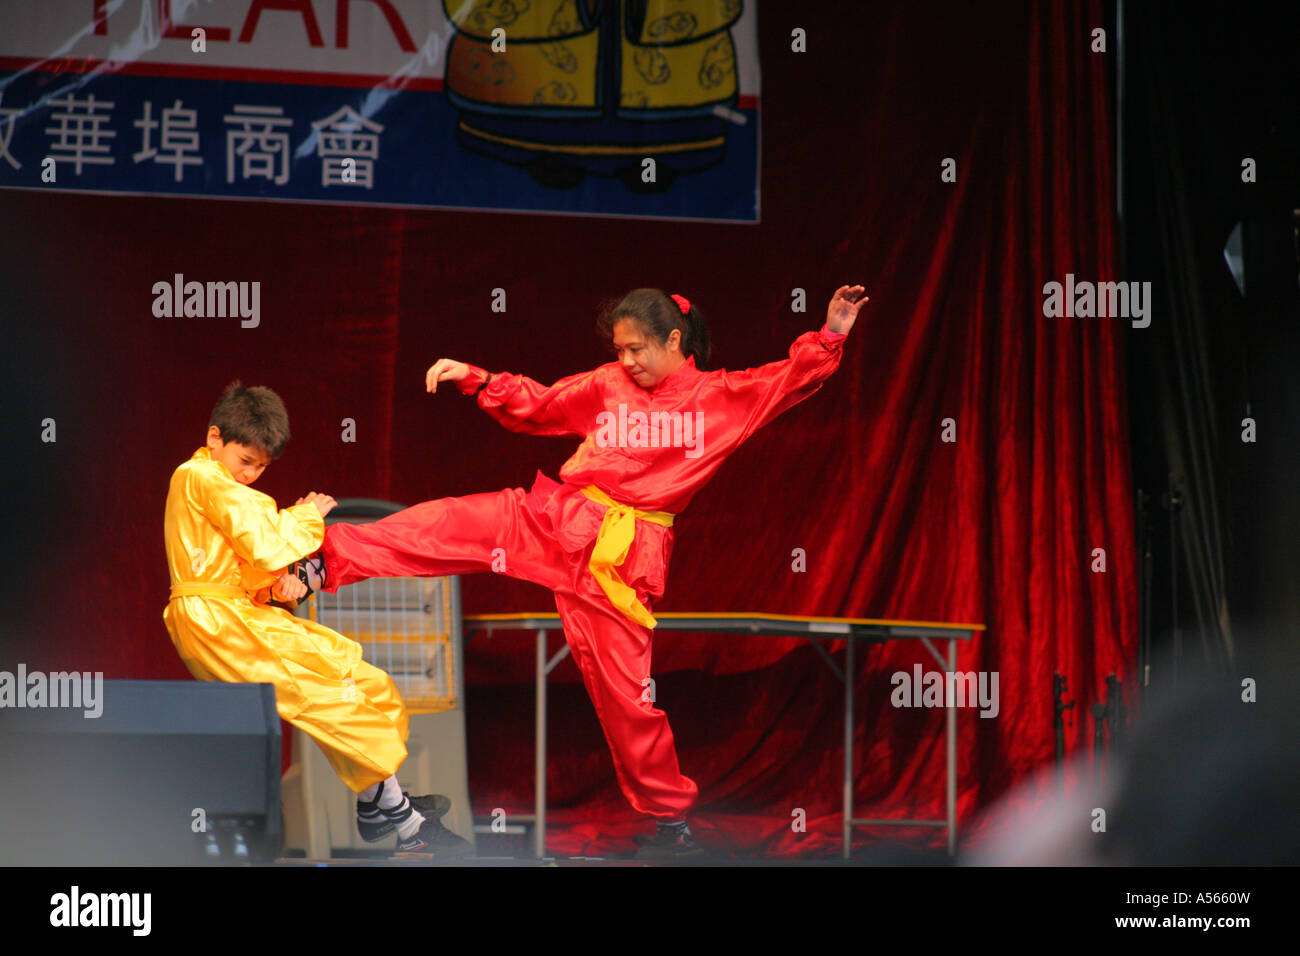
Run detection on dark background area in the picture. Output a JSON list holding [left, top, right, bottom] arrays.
[[1122, 0, 1300, 688]]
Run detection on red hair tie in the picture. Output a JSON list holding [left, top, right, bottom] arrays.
[[670, 293, 691, 315]]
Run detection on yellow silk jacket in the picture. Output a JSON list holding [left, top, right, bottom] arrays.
[[162, 447, 360, 718]]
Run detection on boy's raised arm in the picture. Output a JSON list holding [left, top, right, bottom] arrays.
[[187, 464, 324, 572]]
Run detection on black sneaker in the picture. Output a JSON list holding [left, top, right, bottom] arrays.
[[393, 817, 475, 859], [408, 793, 453, 819], [356, 791, 451, 843], [633, 822, 705, 860]]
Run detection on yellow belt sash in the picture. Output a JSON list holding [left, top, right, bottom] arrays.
[[169, 582, 249, 601], [580, 485, 674, 629]]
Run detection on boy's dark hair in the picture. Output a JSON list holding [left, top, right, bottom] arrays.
[[596, 288, 712, 370], [209, 380, 291, 458]]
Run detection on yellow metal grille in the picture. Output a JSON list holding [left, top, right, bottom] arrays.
[[307, 576, 457, 714]]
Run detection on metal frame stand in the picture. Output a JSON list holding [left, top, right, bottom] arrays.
[[466, 614, 981, 860], [825, 635, 959, 858]]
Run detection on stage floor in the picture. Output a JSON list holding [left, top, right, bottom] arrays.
[[274, 855, 875, 866]]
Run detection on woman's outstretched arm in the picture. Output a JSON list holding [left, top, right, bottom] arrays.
[[716, 285, 869, 441], [425, 357, 606, 437]]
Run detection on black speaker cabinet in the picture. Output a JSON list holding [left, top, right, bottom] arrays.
[[0, 679, 281, 865]]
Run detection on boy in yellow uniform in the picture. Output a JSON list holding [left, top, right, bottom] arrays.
[[163, 381, 461, 855]]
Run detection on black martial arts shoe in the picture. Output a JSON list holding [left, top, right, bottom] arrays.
[[393, 817, 475, 859], [288, 553, 328, 597], [633, 821, 705, 861], [356, 790, 451, 843], [409, 793, 453, 819]]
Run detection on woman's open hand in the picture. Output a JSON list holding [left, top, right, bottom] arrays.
[[827, 285, 869, 335], [425, 359, 469, 393]]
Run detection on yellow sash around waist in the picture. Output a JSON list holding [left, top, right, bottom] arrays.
[[579, 485, 675, 630], [168, 582, 249, 601]]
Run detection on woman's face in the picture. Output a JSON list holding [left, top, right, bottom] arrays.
[[612, 317, 684, 388]]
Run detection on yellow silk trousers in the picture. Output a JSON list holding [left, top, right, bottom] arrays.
[[165, 585, 409, 793]]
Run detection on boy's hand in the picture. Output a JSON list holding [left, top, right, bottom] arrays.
[[272, 571, 307, 602], [425, 359, 469, 393], [294, 492, 337, 517]]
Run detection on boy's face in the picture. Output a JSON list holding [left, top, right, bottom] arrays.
[[205, 426, 270, 485]]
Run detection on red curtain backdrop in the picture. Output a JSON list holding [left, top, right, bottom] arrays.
[[0, 1, 1132, 856]]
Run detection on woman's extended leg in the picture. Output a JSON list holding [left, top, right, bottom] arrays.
[[319, 486, 570, 593]]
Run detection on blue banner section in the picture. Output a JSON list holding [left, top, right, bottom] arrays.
[[0, 68, 758, 221]]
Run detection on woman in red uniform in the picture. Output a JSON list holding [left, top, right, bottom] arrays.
[[308, 285, 868, 857]]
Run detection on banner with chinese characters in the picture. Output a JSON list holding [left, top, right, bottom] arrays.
[[0, 0, 759, 222]]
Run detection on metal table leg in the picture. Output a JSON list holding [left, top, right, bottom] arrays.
[[532, 630, 572, 859], [535, 629, 547, 858], [843, 636, 854, 860], [947, 636, 957, 855], [920, 634, 962, 858]]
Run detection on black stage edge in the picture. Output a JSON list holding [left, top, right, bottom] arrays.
[[5, 864, 1287, 941]]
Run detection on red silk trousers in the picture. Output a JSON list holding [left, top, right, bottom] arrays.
[[319, 471, 699, 819]]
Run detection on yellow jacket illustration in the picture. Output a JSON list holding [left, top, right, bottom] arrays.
[[441, 0, 744, 189], [444, 0, 741, 114]]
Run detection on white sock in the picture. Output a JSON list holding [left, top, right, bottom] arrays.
[[358, 781, 382, 803], [372, 777, 426, 839], [396, 807, 426, 840]]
